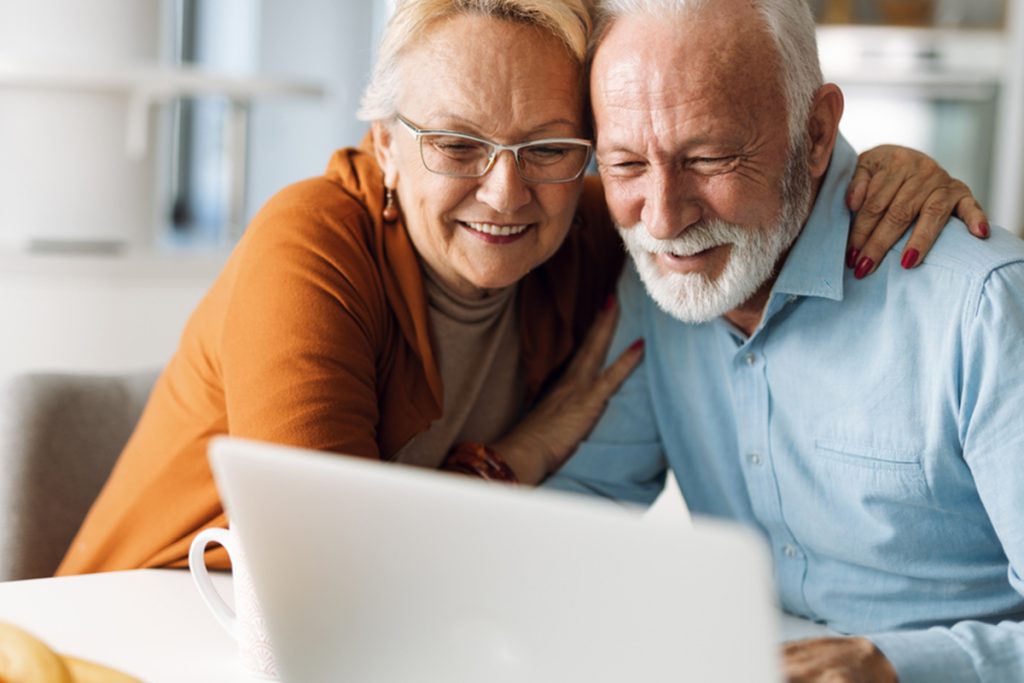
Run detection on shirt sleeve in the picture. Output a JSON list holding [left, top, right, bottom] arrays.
[[868, 263, 1024, 683], [220, 200, 389, 460], [544, 263, 668, 506]]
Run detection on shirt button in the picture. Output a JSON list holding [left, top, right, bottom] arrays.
[[749, 453, 762, 465], [783, 544, 798, 558], [745, 353, 757, 366], [787, 295, 797, 304]]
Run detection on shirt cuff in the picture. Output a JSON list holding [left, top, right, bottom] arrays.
[[869, 628, 980, 683]]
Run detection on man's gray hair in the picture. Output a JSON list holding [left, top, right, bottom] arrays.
[[591, 0, 823, 146]]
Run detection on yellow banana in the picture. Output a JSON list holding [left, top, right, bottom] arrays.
[[61, 656, 142, 683], [0, 621, 74, 683]]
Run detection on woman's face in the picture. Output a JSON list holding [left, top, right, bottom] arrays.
[[374, 14, 587, 299]]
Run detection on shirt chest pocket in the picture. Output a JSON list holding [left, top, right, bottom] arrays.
[[811, 437, 931, 504]]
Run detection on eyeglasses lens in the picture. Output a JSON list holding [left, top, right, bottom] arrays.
[[419, 134, 589, 182]]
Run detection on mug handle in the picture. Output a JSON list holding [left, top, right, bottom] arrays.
[[188, 526, 237, 639]]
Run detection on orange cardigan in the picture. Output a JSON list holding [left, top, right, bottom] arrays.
[[57, 138, 624, 575]]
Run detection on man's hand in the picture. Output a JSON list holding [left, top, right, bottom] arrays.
[[782, 637, 898, 683]]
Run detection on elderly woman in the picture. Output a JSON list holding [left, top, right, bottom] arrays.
[[59, 0, 986, 574]]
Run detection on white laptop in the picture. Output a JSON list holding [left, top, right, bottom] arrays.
[[208, 437, 781, 683]]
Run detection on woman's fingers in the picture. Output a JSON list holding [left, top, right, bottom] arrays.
[[493, 296, 645, 483], [890, 187, 953, 270], [541, 336, 643, 466], [569, 298, 645, 405], [846, 145, 928, 253], [853, 180, 992, 276], [848, 146, 991, 278], [565, 295, 621, 376], [594, 339, 645, 400], [853, 175, 933, 276], [893, 183, 989, 268], [846, 165, 905, 261], [952, 184, 990, 238], [845, 162, 870, 213]]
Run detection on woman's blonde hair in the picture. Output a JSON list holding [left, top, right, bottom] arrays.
[[357, 0, 593, 122]]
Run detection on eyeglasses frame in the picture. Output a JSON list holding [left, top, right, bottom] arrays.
[[394, 114, 593, 184]]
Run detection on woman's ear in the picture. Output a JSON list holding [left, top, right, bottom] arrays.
[[372, 120, 400, 187], [805, 83, 844, 180]]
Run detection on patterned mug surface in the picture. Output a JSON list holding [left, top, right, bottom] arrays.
[[189, 525, 279, 680]]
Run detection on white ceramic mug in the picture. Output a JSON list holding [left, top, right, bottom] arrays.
[[189, 525, 279, 679]]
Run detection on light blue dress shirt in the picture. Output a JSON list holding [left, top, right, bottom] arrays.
[[547, 136, 1024, 683]]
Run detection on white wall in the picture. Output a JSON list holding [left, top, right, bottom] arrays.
[[994, 0, 1024, 234], [246, 0, 386, 219], [0, 251, 224, 382], [0, 1, 392, 384]]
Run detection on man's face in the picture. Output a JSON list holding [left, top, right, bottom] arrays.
[[591, 10, 811, 323]]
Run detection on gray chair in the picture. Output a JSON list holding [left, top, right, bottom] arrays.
[[0, 370, 158, 581]]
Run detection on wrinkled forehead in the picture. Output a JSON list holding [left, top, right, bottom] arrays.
[[398, 14, 585, 126], [590, 9, 784, 115]]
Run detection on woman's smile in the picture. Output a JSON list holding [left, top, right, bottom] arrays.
[[459, 220, 534, 244], [375, 12, 587, 298]]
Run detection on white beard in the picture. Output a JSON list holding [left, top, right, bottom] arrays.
[[617, 147, 813, 325]]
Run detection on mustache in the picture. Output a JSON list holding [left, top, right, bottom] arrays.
[[616, 219, 749, 256]]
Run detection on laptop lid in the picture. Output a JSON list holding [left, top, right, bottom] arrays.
[[209, 437, 780, 683]]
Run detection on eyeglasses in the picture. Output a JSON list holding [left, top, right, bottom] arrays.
[[395, 114, 592, 184]]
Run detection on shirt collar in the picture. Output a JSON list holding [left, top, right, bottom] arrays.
[[770, 134, 857, 303]]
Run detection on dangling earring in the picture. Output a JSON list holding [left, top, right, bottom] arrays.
[[383, 187, 399, 222]]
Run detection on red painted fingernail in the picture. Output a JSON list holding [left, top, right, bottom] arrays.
[[854, 256, 875, 280], [901, 248, 920, 269], [979, 222, 990, 238], [628, 338, 645, 353], [846, 247, 859, 269], [602, 294, 616, 311]]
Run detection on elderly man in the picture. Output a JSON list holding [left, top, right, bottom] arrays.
[[547, 0, 1024, 681]]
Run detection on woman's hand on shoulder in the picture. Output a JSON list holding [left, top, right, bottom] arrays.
[[846, 144, 989, 278], [493, 296, 644, 485]]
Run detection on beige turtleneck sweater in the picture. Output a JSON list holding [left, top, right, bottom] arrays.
[[394, 262, 526, 468]]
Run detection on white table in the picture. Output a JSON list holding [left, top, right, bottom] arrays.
[[0, 569, 255, 682], [0, 569, 834, 682]]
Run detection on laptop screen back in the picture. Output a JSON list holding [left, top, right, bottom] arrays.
[[209, 437, 780, 683]]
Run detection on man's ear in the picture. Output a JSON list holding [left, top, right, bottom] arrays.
[[372, 120, 400, 187], [805, 83, 844, 180]]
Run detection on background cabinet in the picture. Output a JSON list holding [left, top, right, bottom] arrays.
[[814, 0, 1024, 235]]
